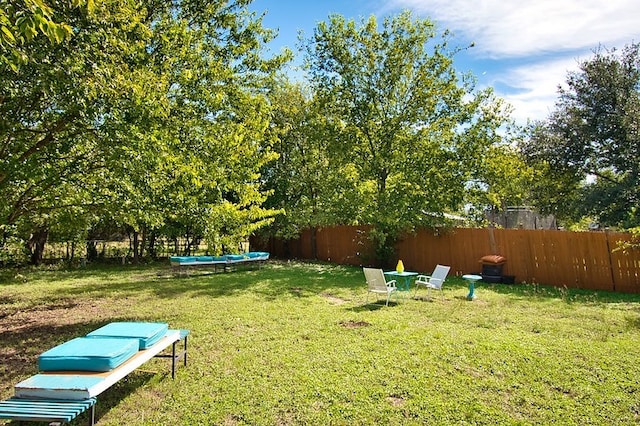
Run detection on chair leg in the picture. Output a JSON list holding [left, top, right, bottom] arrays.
[[366, 291, 377, 305], [389, 291, 398, 305]]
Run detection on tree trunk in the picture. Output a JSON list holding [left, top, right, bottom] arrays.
[[147, 232, 157, 258], [132, 231, 140, 264], [27, 228, 49, 265], [87, 240, 98, 261], [138, 227, 147, 260], [68, 241, 76, 261]]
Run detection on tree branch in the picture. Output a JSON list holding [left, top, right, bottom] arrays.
[[18, 113, 78, 162]]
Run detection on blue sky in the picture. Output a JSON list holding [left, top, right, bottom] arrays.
[[249, 0, 640, 125]]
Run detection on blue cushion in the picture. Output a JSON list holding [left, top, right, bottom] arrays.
[[225, 254, 245, 261], [14, 375, 104, 401], [247, 252, 269, 259], [170, 256, 197, 264], [38, 337, 139, 372], [196, 256, 214, 262], [86, 322, 168, 349]]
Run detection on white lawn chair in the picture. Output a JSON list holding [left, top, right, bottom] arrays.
[[363, 267, 398, 306], [414, 264, 451, 300]]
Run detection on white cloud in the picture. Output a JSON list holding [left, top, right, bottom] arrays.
[[491, 56, 585, 124], [386, 0, 640, 57], [380, 0, 640, 123]]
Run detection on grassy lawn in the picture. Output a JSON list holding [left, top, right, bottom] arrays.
[[1, 261, 640, 425]]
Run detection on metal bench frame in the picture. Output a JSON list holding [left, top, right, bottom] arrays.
[[0, 329, 189, 425]]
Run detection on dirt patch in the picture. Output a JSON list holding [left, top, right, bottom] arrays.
[[0, 300, 114, 335], [0, 299, 134, 399], [340, 320, 370, 329], [322, 293, 348, 305], [387, 396, 405, 407]]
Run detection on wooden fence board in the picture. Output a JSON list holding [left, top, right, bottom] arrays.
[[252, 227, 640, 293], [608, 232, 640, 293]]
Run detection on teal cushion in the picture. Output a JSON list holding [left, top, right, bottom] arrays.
[[247, 252, 269, 259], [225, 254, 245, 261], [14, 375, 104, 401], [38, 337, 139, 372], [87, 322, 168, 349], [170, 256, 197, 264], [196, 256, 214, 262]]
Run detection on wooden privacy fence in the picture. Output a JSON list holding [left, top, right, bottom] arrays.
[[252, 226, 640, 293]]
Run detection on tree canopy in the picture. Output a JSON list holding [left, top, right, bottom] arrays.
[[521, 43, 640, 228], [15, 2, 633, 265], [300, 11, 509, 262], [1, 0, 289, 263]]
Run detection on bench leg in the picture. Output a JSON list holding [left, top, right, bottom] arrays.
[[171, 341, 176, 379], [183, 334, 188, 367], [162, 334, 188, 379], [88, 403, 95, 426], [153, 331, 189, 379]]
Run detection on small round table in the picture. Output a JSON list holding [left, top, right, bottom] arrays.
[[462, 274, 482, 300], [384, 271, 418, 293]]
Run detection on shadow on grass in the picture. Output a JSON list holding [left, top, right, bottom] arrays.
[[3, 261, 639, 310], [350, 301, 400, 312], [33, 261, 364, 303], [625, 315, 640, 330], [445, 276, 640, 305], [89, 370, 163, 425], [1, 318, 184, 424], [0, 320, 111, 400]]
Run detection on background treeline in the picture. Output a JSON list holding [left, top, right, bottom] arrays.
[[1, 1, 638, 266]]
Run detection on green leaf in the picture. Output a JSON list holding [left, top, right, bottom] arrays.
[[1, 25, 16, 44]]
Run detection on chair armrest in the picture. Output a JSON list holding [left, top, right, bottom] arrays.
[[386, 279, 397, 288]]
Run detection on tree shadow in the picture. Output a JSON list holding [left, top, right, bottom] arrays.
[[1, 321, 110, 398], [88, 369, 162, 425], [1, 318, 182, 424], [349, 301, 399, 312], [37, 261, 363, 303], [445, 276, 640, 305]]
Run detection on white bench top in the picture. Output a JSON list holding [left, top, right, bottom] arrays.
[[15, 330, 181, 400]]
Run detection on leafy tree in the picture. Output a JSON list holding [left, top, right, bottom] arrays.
[[261, 81, 324, 237], [260, 79, 362, 257], [0, 0, 157, 263], [1, 0, 289, 264], [521, 43, 640, 228], [0, 0, 93, 70], [143, 1, 289, 256], [304, 11, 508, 263], [465, 143, 536, 224]]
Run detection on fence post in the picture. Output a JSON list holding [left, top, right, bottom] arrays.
[[605, 230, 617, 292], [488, 227, 498, 254]]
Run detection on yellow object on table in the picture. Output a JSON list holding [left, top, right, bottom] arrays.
[[396, 260, 404, 273]]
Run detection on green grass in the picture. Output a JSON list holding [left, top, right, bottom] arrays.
[[1, 261, 640, 425]]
